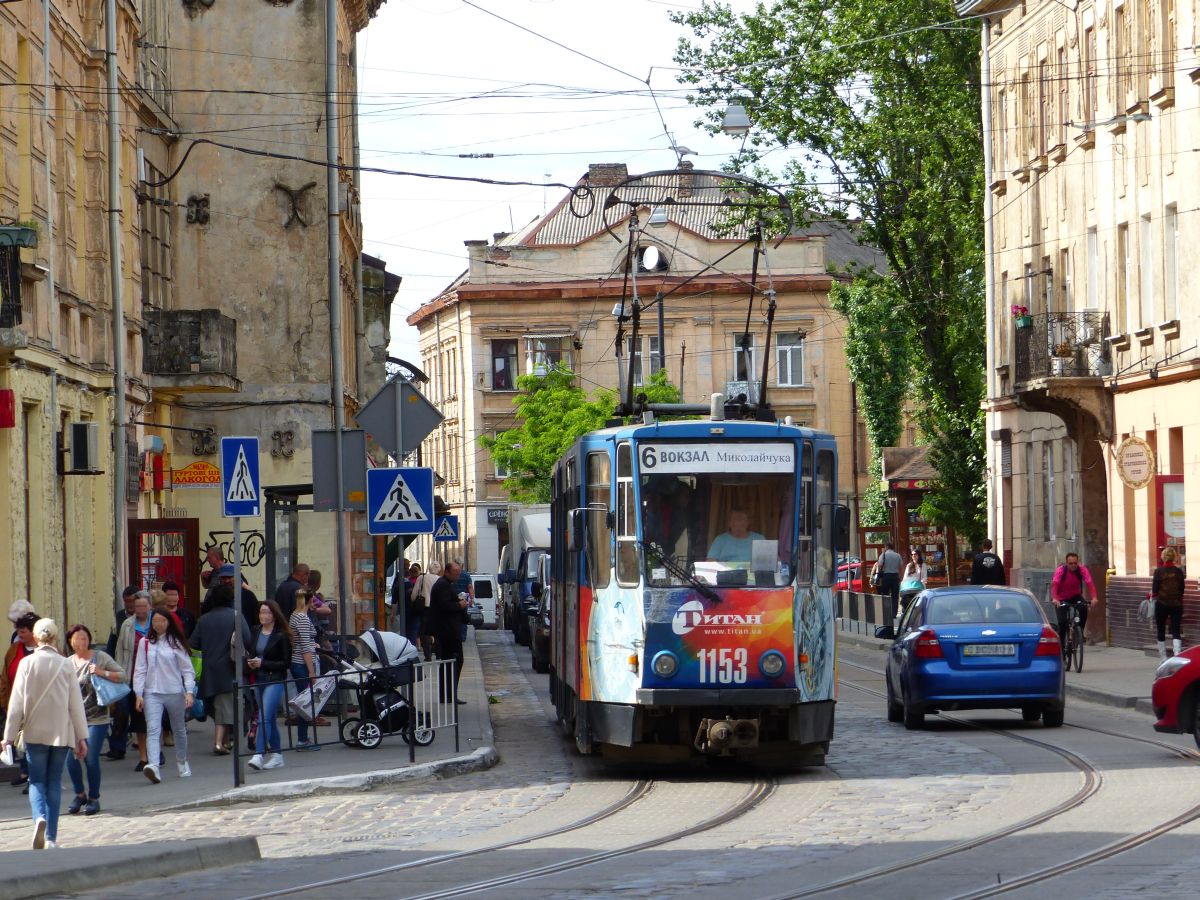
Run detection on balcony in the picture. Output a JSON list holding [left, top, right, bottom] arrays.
[[0, 245, 27, 358], [1012, 311, 1113, 441], [143, 309, 240, 392]]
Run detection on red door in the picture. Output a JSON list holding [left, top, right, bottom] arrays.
[[128, 518, 201, 616]]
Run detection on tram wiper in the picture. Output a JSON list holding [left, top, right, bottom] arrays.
[[641, 540, 721, 604]]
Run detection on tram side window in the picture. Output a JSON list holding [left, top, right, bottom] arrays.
[[565, 458, 578, 592], [616, 443, 639, 586], [814, 448, 835, 587], [797, 443, 813, 583], [586, 452, 612, 589]]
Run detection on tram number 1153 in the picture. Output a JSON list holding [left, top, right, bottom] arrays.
[[697, 648, 749, 684]]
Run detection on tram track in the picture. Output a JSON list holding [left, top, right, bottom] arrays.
[[242, 776, 776, 899], [819, 658, 1200, 898]]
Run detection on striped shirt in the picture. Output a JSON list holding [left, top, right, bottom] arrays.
[[289, 612, 317, 666]]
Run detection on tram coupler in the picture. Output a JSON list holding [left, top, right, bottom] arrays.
[[694, 716, 760, 754]]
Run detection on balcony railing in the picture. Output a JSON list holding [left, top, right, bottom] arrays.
[[1015, 311, 1111, 384], [0, 246, 20, 329], [143, 309, 238, 390]]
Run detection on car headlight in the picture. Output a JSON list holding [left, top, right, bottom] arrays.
[[651, 651, 678, 678], [1155, 657, 1191, 679], [759, 650, 787, 678]]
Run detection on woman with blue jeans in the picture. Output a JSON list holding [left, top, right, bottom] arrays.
[[246, 600, 292, 771], [1, 618, 89, 849], [65, 625, 125, 815], [288, 590, 321, 750]]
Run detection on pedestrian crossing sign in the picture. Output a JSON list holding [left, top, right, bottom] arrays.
[[433, 515, 459, 542], [366, 467, 435, 535], [220, 437, 260, 518]]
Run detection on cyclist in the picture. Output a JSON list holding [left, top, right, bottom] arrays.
[[1051, 552, 1096, 646]]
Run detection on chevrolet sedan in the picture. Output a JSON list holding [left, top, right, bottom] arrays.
[[879, 586, 1066, 730]]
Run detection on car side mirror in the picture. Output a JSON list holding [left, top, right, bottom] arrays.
[[874, 625, 896, 641]]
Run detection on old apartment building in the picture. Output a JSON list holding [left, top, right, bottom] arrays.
[[406, 163, 880, 574], [960, 0, 1200, 646], [1, 1, 391, 629]]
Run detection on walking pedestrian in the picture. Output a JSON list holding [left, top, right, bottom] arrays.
[[115, 592, 153, 771], [65, 625, 124, 815], [1, 618, 88, 849], [133, 608, 195, 784], [288, 590, 322, 750], [161, 582, 196, 639], [412, 562, 441, 658], [3, 612, 41, 790], [274, 563, 310, 619], [7, 599, 35, 643], [245, 600, 292, 771], [1050, 552, 1096, 644], [970, 539, 1007, 585], [192, 584, 252, 755], [427, 560, 469, 705], [1152, 546, 1186, 660], [871, 542, 904, 624]]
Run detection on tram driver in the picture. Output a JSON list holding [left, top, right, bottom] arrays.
[[707, 507, 765, 564]]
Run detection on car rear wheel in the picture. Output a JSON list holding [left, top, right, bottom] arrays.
[[902, 689, 923, 730], [1021, 706, 1041, 722], [1043, 707, 1065, 728], [886, 677, 903, 723]]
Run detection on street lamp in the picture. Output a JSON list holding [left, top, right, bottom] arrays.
[[647, 206, 669, 228], [721, 102, 751, 136]]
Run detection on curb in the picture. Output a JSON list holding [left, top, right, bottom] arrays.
[[837, 626, 1153, 715], [8, 836, 260, 899]]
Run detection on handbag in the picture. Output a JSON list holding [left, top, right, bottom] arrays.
[[91, 673, 131, 706], [1138, 596, 1155, 623], [186, 696, 206, 722], [287, 673, 337, 723], [190, 649, 203, 681]]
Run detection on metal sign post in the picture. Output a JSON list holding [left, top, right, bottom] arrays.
[[220, 437, 260, 788]]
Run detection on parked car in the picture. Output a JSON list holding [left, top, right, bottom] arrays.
[[469, 573, 500, 629], [466, 600, 485, 629], [878, 586, 1065, 730], [835, 561, 865, 593], [1151, 645, 1200, 748], [528, 579, 552, 674]]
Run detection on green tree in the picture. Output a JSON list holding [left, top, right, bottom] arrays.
[[673, 0, 987, 543], [481, 367, 681, 503]]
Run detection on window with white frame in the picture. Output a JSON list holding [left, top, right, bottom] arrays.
[[1140, 214, 1154, 327], [627, 335, 662, 386], [776, 332, 805, 386], [1165, 204, 1179, 320], [492, 431, 512, 479], [1085, 228, 1099, 310], [491, 339, 518, 391], [524, 335, 573, 375]]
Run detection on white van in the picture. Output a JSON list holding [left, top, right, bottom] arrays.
[[470, 573, 500, 628]]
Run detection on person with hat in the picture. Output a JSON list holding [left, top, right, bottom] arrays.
[[204, 563, 260, 626]]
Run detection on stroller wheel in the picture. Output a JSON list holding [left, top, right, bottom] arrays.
[[356, 721, 383, 749], [404, 725, 436, 747], [340, 718, 361, 747]]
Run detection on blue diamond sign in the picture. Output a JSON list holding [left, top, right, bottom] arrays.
[[366, 467, 434, 536], [433, 515, 459, 542], [220, 437, 260, 518]]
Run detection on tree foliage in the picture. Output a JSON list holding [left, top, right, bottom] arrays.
[[673, 0, 987, 543], [481, 367, 681, 504]]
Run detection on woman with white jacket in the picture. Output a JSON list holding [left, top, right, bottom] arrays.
[[133, 608, 195, 784]]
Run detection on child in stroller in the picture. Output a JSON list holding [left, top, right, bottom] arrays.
[[324, 629, 434, 749]]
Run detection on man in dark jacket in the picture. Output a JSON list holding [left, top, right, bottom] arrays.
[[970, 540, 1007, 585], [274, 563, 310, 618], [426, 560, 469, 705], [192, 585, 253, 754]]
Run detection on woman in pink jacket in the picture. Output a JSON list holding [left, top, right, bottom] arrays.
[[133, 608, 195, 784]]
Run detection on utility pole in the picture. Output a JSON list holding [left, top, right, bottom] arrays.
[[106, 0, 127, 600], [326, 0, 349, 636]]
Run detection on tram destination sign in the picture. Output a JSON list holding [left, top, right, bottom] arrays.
[[638, 442, 794, 474]]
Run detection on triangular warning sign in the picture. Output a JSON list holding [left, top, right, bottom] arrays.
[[434, 518, 456, 539], [373, 472, 428, 523], [227, 445, 257, 502]]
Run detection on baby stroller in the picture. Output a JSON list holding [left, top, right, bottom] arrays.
[[326, 629, 434, 749], [897, 578, 925, 623]]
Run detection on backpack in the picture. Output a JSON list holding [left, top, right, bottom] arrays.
[[1157, 567, 1185, 607]]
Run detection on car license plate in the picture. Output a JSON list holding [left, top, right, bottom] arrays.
[[963, 643, 1016, 657]]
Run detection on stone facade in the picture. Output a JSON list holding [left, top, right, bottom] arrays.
[[962, 0, 1200, 645], [406, 163, 879, 574]]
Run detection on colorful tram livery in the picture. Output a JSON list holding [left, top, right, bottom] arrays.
[[548, 419, 848, 764]]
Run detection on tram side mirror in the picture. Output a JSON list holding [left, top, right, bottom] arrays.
[[875, 625, 896, 641], [833, 504, 851, 553], [567, 509, 585, 553]]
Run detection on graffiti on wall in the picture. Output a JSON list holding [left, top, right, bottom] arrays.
[[202, 530, 266, 569]]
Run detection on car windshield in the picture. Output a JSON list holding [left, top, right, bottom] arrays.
[[926, 592, 1043, 626], [522, 550, 548, 580], [640, 471, 798, 588]]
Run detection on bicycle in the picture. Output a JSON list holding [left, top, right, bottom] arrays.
[[1059, 599, 1086, 673]]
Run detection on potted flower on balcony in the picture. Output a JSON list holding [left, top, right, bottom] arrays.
[[1011, 304, 1031, 328], [1052, 340, 1073, 376]]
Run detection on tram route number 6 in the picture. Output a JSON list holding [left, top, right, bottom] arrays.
[[697, 648, 748, 684]]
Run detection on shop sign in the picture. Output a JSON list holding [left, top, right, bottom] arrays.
[[173, 460, 222, 488], [1115, 435, 1156, 490], [486, 508, 509, 525]]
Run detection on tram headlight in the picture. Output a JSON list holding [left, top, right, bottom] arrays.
[[651, 651, 679, 678], [759, 650, 786, 678]]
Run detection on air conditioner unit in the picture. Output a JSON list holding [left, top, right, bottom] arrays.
[[67, 422, 102, 474]]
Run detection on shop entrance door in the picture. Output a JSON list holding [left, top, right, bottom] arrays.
[[128, 518, 201, 616]]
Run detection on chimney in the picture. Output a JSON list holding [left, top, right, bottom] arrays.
[[678, 160, 694, 198], [587, 163, 628, 186]]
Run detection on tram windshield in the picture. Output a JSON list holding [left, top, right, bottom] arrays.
[[640, 470, 799, 588]]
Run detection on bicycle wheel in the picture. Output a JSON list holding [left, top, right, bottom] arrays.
[[1071, 623, 1085, 673]]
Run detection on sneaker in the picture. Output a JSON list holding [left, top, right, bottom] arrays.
[[45, 840, 58, 849], [261, 753, 285, 770], [103, 751, 125, 761], [295, 741, 321, 752], [143, 764, 161, 784], [134, 761, 146, 772], [246, 754, 264, 771], [67, 795, 86, 815], [32, 818, 46, 849], [83, 800, 101, 816], [177, 761, 192, 778]]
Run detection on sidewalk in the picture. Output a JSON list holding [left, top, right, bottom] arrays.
[[0, 628, 498, 892], [837, 621, 1162, 715]]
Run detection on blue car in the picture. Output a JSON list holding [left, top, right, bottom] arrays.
[[879, 586, 1066, 730]]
